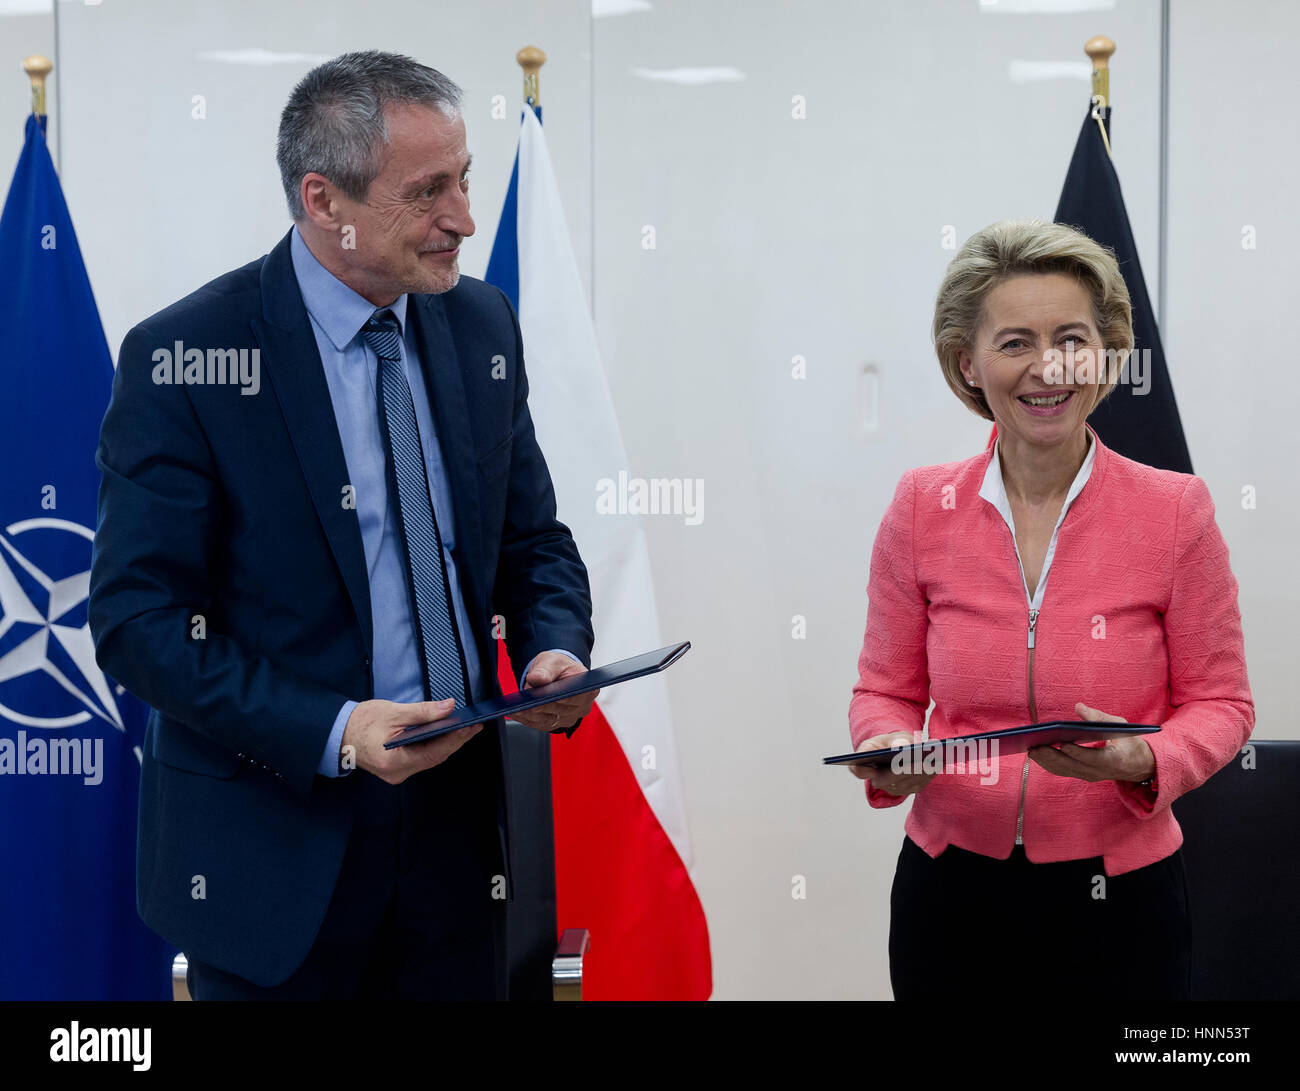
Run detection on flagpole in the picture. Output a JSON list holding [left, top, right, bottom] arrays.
[[1086, 35, 1115, 159], [23, 54, 52, 118], [517, 45, 545, 108]]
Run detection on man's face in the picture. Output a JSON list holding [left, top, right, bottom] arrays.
[[334, 102, 475, 302]]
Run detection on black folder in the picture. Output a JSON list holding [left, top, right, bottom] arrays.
[[823, 721, 1160, 768], [384, 641, 691, 749]]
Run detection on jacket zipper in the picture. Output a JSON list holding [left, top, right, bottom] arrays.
[[1015, 607, 1039, 846]]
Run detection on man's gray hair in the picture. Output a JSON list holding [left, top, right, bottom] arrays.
[[276, 50, 462, 220]]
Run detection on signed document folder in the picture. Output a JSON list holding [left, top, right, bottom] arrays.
[[823, 721, 1161, 769], [384, 641, 691, 749]]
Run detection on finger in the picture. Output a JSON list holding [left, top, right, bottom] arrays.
[[547, 697, 591, 718], [383, 701, 460, 743], [873, 773, 926, 792], [525, 664, 574, 688], [528, 696, 591, 721], [1054, 742, 1117, 764], [1057, 741, 1109, 756], [417, 723, 479, 749], [507, 709, 556, 731], [893, 775, 931, 792], [1029, 745, 1066, 770], [398, 698, 458, 725], [511, 706, 550, 722], [856, 733, 913, 753], [1030, 746, 1100, 779]]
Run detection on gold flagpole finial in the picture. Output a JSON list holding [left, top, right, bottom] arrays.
[[516, 46, 546, 108], [1085, 36, 1115, 158], [1085, 36, 1115, 109], [23, 54, 52, 118]]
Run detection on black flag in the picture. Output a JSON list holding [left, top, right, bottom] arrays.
[[1055, 106, 1193, 473]]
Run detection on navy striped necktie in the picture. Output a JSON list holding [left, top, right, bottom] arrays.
[[361, 308, 468, 707]]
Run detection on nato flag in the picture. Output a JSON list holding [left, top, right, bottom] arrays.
[[1056, 104, 1194, 474], [0, 115, 174, 999]]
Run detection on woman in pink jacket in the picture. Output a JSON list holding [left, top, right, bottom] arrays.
[[848, 220, 1253, 1001]]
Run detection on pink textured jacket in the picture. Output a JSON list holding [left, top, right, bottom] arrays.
[[849, 425, 1254, 876]]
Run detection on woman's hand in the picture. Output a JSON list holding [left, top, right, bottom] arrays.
[[1028, 702, 1157, 783], [848, 731, 935, 797]]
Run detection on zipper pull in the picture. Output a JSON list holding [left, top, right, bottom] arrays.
[[1027, 608, 1039, 649]]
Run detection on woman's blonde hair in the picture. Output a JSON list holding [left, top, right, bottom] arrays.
[[933, 219, 1134, 422]]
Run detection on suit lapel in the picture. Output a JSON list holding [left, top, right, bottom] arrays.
[[251, 231, 374, 657]]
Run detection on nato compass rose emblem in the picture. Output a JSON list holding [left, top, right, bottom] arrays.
[[0, 517, 129, 744]]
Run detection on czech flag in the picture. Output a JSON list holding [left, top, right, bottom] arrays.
[[487, 103, 711, 1000]]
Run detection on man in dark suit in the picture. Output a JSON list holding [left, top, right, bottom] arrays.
[[88, 51, 596, 1000]]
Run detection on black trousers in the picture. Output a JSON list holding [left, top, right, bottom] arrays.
[[189, 751, 507, 1001], [888, 835, 1191, 1001]]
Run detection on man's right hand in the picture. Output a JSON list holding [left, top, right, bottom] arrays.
[[340, 698, 481, 785]]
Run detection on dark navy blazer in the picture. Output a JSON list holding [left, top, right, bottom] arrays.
[[88, 229, 593, 986]]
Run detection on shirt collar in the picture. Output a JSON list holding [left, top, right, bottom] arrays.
[[979, 423, 1097, 531], [289, 225, 408, 351]]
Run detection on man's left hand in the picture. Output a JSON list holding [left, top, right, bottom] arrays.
[[510, 652, 599, 733], [1028, 702, 1156, 783]]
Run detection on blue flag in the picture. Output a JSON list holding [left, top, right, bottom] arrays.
[[484, 103, 533, 311], [0, 115, 174, 1000]]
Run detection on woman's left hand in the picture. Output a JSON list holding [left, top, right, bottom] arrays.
[[1028, 702, 1157, 783]]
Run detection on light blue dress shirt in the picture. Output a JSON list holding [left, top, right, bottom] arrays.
[[289, 229, 576, 777]]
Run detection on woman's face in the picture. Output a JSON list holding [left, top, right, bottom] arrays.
[[958, 273, 1102, 449]]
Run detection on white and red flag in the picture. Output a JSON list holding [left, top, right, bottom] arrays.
[[487, 104, 711, 1000]]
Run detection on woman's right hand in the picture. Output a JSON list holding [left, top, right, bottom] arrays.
[[848, 731, 935, 797]]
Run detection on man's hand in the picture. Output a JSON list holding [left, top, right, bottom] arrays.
[[1028, 702, 1157, 783], [340, 698, 481, 785], [848, 730, 935, 797], [509, 652, 599, 733]]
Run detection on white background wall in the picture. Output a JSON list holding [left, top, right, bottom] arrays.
[[6, 0, 1294, 1000], [51, 0, 593, 354], [589, 0, 1163, 1000], [1162, 0, 1298, 776]]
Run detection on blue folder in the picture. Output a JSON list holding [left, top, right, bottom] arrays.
[[824, 721, 1160, 768], [385, 641, 691, 749]]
